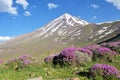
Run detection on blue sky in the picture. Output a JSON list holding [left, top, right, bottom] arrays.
[[0, 0, 120, 41]]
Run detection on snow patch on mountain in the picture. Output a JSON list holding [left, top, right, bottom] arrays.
[[97, 27, 108, 35], [63, 13, 89, 26], [51, 22, 63, 33]]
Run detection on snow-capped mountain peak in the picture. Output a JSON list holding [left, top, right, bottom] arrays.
[[37, 13, 90, 38], [63, 13, 71, 18], [31, 13, 120, 43], [59, 13, 89, 26]]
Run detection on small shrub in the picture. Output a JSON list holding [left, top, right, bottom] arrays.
[[5, 54, 34, 69], [75, 51, 91, 66], [58, 47, 76, 66], [45, 47, 93, 67], [101, 41, 120, 54], [84, 45, 100, 52], [77, 48, 93, 57], [44, 47, 77, 67], [58, 47, 93, 66], [93, 47, 116, 62], [89, 63, 119, 80]]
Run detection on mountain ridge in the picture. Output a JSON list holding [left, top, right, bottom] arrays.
[[0, 13, 120, 60]]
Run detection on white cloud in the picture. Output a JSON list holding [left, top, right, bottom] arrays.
[[91, 4, 99, 9], [24, 11, 31, 16], [48, 3, 58, 10], [0, 0, 17, 15], [92, 16, 97, 19], [105, 0, 120, 9], [16, 0, 29, 9], [0, 36, 13, 41]]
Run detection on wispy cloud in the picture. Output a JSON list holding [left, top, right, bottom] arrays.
[[48, 3, 58, 10], [24, 11, 31, 16], [91, 4, 99, 9], [78, 16, 81, 18], [105, 0, 120, 10], [0, 36, 13, 41], [32, 5, 36, 8], [0, 0, 17, 15], [92, 16, 97, 19], [16, 0, 29, 10]]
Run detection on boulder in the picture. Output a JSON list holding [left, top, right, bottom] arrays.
[[28, 77, 43, 80]]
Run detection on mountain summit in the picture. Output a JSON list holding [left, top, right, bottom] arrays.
[[0, 13, 120, 60], [36, 13, 89, 39], [56, 13, 89, 26]]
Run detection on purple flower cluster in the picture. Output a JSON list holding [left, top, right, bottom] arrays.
[[10, 58, 17, 62], [44, 41, 119, 66], [19, 54, 31, 60], [101, 41, 120, 54], [94, 47, 117, 61], [89, 63, 119, 77], [23, 59, 31, 65], [101, 41, 120, 48], [77, 48, 93, 56], [59, 47, 76, 62], [45, 47, 93, 66], [97, 47, 116, 55], [45, 47, 74, 66], [6, 54, 33, 69], [18, 54, 32, 65], [59, 47, 93, 62], [0, 60, 4, 65]]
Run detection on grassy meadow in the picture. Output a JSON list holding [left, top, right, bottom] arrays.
[[0, 41, 120, 80]]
